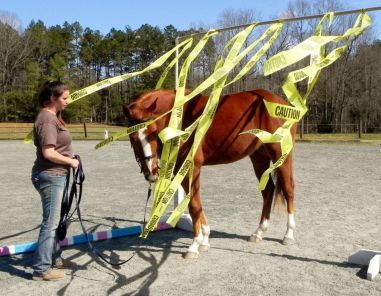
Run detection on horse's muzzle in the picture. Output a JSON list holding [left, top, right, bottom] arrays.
[[145, 174, 159, 183]]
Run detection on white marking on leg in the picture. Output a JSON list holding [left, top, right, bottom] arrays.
[[138, 128, 153, 173], [254, 219, 269, 240], [200, 224, 210, 249], [284, 213, 295, 240], [188, 232, 203, 254]]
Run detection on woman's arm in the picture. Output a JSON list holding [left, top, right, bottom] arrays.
[[42, 145, 79, 168]]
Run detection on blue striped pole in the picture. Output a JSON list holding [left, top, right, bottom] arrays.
[[0, 222, 172, 257]]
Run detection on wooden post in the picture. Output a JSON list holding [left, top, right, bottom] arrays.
[[358, 118, 362, 139], [83, 122, 87, 138], [299, 117, 304, 139]]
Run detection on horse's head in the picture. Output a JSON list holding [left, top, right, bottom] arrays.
[[123, 90, 174, 183]]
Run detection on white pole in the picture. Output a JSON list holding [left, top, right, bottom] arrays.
[[175, 36, 179, 89], [174, 185, 185, 207]]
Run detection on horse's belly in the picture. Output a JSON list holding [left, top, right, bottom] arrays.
[[202, 133, 261, 165]]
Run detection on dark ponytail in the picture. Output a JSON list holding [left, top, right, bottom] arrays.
[[38, 81, 69, 126], [38, 81, 69, 107]]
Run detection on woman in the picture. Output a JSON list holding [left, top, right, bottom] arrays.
[[31, 81, 79, 281]]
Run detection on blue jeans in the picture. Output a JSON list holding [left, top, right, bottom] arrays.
[[31, 171, 67, 275]]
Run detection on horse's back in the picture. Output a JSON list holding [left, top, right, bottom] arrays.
[[188, 89, 290, 165]]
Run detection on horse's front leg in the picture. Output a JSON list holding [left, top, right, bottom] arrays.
[[198, 215, 210, 252], [184, 167, 210, 259]]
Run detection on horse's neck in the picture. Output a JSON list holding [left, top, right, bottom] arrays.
[[154, 91, 205, 132]]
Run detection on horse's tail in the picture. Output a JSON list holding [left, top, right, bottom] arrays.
[[272, 170, 287, 214]]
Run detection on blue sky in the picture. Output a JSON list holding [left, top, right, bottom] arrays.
[[0, 0, 380, 37]]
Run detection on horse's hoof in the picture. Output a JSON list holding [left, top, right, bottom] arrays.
[[198, 244, 210, 252], [183, 251, 199, 259], [282, 237, 295, 245], [248, 234, 262, 243]]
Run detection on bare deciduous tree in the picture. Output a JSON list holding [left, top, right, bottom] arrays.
[[0, 11, 33, 120]]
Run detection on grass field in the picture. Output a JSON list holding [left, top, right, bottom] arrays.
[[1, 122, 381, 142], [297, 132, 381, 141], [0, 122, 126, 140]]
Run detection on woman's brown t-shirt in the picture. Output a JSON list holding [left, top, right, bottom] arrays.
[[32, 110, 73, 175]]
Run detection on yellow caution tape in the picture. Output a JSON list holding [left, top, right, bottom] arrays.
[[99, 11, 370, 236], [26, 10, 370, 238], [155, 38, 194, 89], [263, 100, 302, 122], [142, 22, 286, 237], [243, 12, 370, 190], [143, 24, 257, 236], [150, 29, 219, 218], [95, 23, 283, 149], [23, 37, 194, 144]]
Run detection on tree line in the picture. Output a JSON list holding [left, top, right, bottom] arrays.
[[0, 18, 188, 123], [0, 0, 380, 133]]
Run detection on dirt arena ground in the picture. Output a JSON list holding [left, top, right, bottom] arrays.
[[0, 140, 380, 296]]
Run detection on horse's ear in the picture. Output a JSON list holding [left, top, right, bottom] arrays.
[[142, 96, 158, 114], [122, 103, 130, 117]]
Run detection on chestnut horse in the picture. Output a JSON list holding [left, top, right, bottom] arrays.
[[123, 89, 297, 259]]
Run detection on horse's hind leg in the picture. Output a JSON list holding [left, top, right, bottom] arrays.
[[275, 152, 296, 245], [264, 141, 296, 245], [248, 147, 275, 243], [183, 166, 210, 259]]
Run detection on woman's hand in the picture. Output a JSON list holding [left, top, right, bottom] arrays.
[[70, 158, 79, 168]]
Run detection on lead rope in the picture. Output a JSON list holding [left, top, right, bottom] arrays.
[[73, 155, 152, 266]]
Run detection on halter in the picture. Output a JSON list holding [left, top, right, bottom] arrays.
[[132, 141, 157, 174]]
